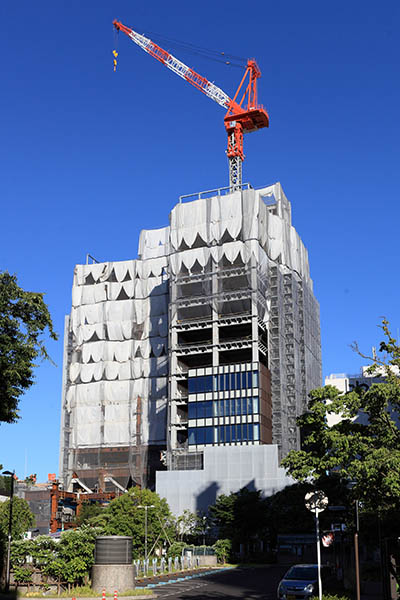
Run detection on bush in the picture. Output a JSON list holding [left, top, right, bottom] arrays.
[[213, 539, 232, 564], [167, 541, 185, 558]]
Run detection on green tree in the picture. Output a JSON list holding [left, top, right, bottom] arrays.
[[0, 497, 35, 540], [210, 487, 269, 546], [282, 320, 400, 513], [0, 271, 57, 423], [102, 487, 174, 558], [76, 501, 104, 526]]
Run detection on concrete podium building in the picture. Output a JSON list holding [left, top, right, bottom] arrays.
[[59, 183, 321, 513]]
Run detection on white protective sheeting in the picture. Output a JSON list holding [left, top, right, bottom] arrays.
[[67, 256, 168, 449]]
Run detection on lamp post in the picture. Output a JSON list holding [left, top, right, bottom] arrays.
[[137, 505, 155, 561], [3, 470, 15, 592]]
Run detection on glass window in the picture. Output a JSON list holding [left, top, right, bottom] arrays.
[[205, 401, 213, 418], [247, 397, 253, 414], [225, 373, 230, 391], [254, 423, 260, 441], [188, 378, 197, 394], [225, 399, 230, 416], [196, 427, 205, 444], [230, 373, 236, 390], [242, 371, 247, 389], [197, 402, 205, 419], [205, 375, 213, 392], [188, 428, 196, 445], [236, 398, 242, 416], [213, 401, 218, 417], [242, 422, 248, 441], [225, 425, 231, 443], [253, 371, 259, 388], [197, 376, 204, 392], [213, 375, 218, 392], [205, 427, 213, 444], [231, 424, 237, 442], [248, 424, 254, 441], [236, 372, 241, 390], [188, 404, 196, 419], [219, 374, 225, 391], [218, 426, 224, 443], [247, 371, 252, 388], [214, 427, 218, 443], [253, 397, 259, 414]]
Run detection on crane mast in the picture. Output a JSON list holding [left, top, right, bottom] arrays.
[[113, 20, 269, 190]]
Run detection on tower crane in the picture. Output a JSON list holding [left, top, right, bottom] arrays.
[[113, 20, 269, 190]]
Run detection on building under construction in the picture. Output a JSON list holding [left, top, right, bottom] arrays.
[[59, 181, 321, 513]]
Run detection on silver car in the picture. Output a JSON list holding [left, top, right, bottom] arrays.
[[277, 564, 324, 599]]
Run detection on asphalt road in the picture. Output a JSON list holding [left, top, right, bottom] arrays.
[[152, 565, 288, 599]]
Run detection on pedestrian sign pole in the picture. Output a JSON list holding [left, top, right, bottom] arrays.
[[305, 490, 329, 600]]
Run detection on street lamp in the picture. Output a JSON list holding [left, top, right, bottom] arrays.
[[3, 470, 15, 592], [137, 505, 155, 561]]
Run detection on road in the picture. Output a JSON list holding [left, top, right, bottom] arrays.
[[151, 565, 288, 599]]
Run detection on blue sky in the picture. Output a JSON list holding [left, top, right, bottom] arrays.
[[1, 0, 399, 482]]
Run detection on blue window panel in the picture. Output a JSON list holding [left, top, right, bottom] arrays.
[[225, 425, 231, 443], [188, 404, 197, 420], [247, 397, 253, 415], [197, 402, 206, 419], [205, 401, 213, 418], [213, 401, 218, 417], [188, 378, 197, 394], [236, 398, 242, 416], [248, 424, 254, 441], [219, 374, 225, 391], [205, 427, 214, 444], [253, 396, 259, 414], [213, 375, 218, 392], [218, 426, 224, 443], [225, 373, 230, 391], [224, 399, 230, 417], [231, 424, 237, 442], [204, 375, 213, 393], [253, 371, 259, 388], [242, 371, 247, 389], [242, 422, 248, 441], [236, 372, 241, 390], [247, 371, 252, 388], [196, 427, 205, 444], [214, 427, 218, 443], [230, 373, 236, 390], [188, 428, 196, 445], [254, 423, 260, 441]]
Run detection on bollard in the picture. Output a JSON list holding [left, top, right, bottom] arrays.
[[102, 589, 106, 600], [114, 591, 118, 600]]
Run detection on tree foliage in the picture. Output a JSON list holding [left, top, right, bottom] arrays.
[[0, 271, 57, 423], [0, 496, 35, 540], [10, 526, 102, 587], [100, 487, 174, 558], [282, 320, 400, 514], [210, 487, 269, 545]]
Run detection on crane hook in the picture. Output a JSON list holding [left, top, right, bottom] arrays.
[[113, 49, 118, 72]]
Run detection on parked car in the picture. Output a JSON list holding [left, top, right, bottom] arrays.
[[277, 563, 333, 599]]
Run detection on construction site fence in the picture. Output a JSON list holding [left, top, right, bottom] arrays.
[[134, 554, 204, 577]]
